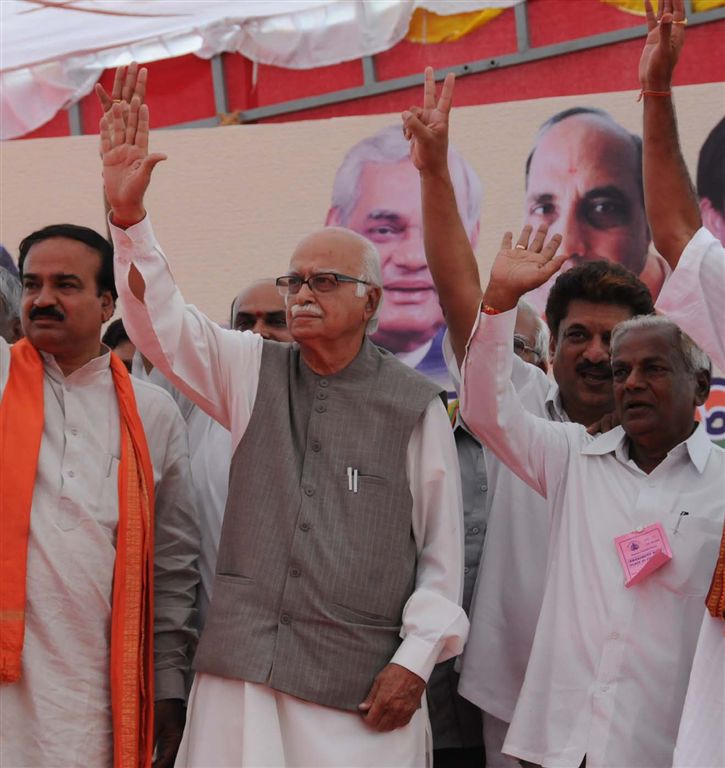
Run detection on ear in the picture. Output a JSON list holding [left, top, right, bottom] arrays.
[[364, 286, 382, 320], [693, 368, 711, 407], [326, 207, 343, 227], [700, 198, 725, 246], [100, 291, 115, 323], [548, 329, 558, 361]]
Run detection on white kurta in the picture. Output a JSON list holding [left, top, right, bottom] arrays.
[[132, 355, 232, 629], [460, 309, 725, 768], [112, 216, 468, 767], [656, 227, 725, 768], [656, 226, 725, 372], [0, 339, 199, 767]]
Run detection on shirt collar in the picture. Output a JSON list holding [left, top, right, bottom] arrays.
[[41, 345, 111, 383], [582, 421, 713, 474], [545, 382, 569, 423]]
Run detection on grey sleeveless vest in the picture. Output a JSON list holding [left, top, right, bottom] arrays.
[[193, 338, 443, 710]]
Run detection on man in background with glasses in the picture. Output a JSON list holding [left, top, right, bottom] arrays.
[[100, 93, 467, 767]]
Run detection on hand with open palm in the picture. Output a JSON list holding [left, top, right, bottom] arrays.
[[100, 97, 166, 227], [483, 225, 566, 312]]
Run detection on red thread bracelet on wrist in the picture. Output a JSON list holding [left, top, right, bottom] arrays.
[[482, 304, 503, 316], [637, 89, 672, 102]]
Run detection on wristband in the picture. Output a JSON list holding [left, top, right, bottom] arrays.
[[482, 304, 503, 316], [637, 89, 672, 102]]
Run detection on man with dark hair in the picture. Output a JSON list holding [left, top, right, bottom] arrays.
[[102, 318, 135, 371], [405, 68, 658, 766], [0, 223, 199, 767], [0, 266, 22, 343], [521, 103, 668, 312], [696, 116, 725, 246], [639, 1, 725, 764]]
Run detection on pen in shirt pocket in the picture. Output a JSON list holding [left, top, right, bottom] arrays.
[[346, 466, 358, 493], [672, 511, 689, 534]]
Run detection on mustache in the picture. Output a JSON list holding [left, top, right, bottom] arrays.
[[575, 360, 611, 377], [290, 303, 323, 318], [29, 306, 65, 322]]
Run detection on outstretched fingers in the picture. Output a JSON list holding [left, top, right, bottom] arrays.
[[539, 233, 565, 276], [136, 104, 151, 153], [423, 66, 436, 111], [125, 95, 141, 146], [121, 61, 139, 102], [111, 103, 126, 148], [436, 72, 455, 115], [644, 0, 657, 31], [515, 225, 533, 250], [99, 114, 112, 155], [528, 223, 550, 253]]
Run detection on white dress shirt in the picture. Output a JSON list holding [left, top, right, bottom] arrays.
[[0, 339, 199, 768], [460, 309, 725, 768], [112, 214, 468, 688], [656, 226, 725, 371]]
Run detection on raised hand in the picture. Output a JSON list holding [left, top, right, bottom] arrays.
[[401, 67, 455, 176], [100, 96, 166, 227], [639, 0, 686, 92], [483, 224, 565, 312], [96, 62, 148, 114]]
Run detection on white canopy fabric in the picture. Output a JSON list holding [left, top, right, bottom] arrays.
[[0, 0, 521, 140]]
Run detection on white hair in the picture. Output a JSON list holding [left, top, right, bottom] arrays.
[[517, 299, 550, 361], [0, 266, 21, 325], [611, 315, 711, 374], [356, 236, 384, 335], [330, 125, 483, 237]]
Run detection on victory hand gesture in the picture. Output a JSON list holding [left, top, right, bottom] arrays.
[[100, 97, 166, 226], [639, 0, 686, 92], [483, 225, 565, 312], [401, 67, 455, 176]]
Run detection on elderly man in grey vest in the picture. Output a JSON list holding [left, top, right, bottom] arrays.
[[100, 96, 467, 767]]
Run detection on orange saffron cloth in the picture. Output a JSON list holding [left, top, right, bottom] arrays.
[[0, 339, 156, 767]]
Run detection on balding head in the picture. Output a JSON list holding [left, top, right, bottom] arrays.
[[281, 227, 383, 345], [231, 278, 291, 341], [524, 108, 649, 282]]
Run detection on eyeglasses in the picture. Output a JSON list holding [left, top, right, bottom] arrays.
[[513, 334, 540, 358], [234, 311, 287, 332], [275, 272, 369, 297]]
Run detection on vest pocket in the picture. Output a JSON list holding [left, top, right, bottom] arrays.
[[330, 601, 397, 627]]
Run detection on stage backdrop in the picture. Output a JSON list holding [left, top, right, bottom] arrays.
[[2, 81, 723, 438]]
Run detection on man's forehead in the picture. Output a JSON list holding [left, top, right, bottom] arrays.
[[561, 300, 633, 329], [529, 116, 638, 187]]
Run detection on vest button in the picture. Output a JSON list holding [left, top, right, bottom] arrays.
[[319, 379, 329, 387], [315, 404, 327, 413], [280, 614, 292, 625], [300, 521, 311, 531], [290, 567, 301, 578], [304, 487, 314, 497], [311, 441, 321, 452], [316, 391, 328, 400]]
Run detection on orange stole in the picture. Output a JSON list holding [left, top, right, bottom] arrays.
[[0, 340, 156, 768], [706, 521, 725, 620]]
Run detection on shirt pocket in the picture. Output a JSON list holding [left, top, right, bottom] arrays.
[[653, 515, 724, 596]]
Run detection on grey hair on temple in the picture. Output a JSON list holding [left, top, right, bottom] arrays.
[[0, 266, 21, 325], [611, 315, 711, 374]]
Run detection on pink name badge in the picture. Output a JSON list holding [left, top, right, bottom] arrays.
[[614, 523, 673, 587]]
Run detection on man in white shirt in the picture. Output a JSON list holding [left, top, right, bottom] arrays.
[[99, 96, 467, 767], [404, 67, 655, 766], [638, 2, 725, 764], [0, 223, 199, 767], [454, 220, 724, 767]]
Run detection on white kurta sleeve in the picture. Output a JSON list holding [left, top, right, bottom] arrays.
[[146, 387, 201, 701], [111, 215, 262, 441], [460, 309, 570, 498], [655, 227, 725, 372], [389, 397, 468, 683]]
